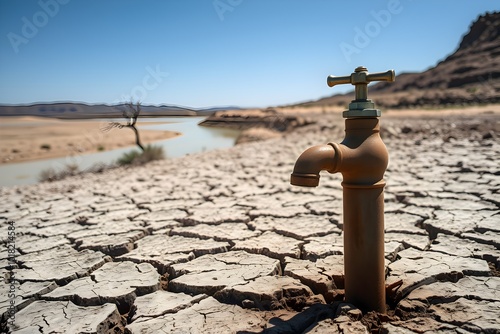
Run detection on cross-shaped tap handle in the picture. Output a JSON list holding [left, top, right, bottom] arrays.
[[327, 66, 395, 101]]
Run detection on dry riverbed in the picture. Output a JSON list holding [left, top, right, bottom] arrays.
[[1, 105, 499, 333]]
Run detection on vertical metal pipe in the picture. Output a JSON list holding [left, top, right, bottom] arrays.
[[291, 67, 394, 314], [343, 184, 386, 313], [339, 117, 387, 313]]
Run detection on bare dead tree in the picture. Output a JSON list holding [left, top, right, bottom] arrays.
[[102, 102, 144, 152]]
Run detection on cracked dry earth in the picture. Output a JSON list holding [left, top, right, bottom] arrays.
[[1, 112, 499, 333]]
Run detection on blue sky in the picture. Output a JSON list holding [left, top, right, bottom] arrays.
[[0, 1, 497, 108]]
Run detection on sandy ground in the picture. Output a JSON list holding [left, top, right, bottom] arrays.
[[0, 117, 181, 164], [274, 103, 500, 117]]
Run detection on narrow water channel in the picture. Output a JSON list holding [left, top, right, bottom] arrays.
[[0, 117, 240, 187]]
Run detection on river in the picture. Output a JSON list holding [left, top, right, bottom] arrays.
[[0, 117, 240, 187]]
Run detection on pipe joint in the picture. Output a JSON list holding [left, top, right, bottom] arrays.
[[337, 119, 388, 186]]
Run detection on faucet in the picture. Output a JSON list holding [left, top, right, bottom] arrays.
[[291, 66, 395, 313]]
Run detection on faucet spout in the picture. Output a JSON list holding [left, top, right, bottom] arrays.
[[290, 143, 340, 187]]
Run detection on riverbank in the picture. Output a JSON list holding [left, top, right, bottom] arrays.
[[0, 116, 181, 164], [2, 105, 498, 165], [202, 104, 500, 145], [272, 103, 500, 116]]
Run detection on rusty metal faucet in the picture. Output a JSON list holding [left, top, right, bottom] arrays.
[[291, 66, 395, 313]]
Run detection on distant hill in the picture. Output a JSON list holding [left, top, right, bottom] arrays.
[[0, 102, 240, 119], [301, 11, 500, 109]]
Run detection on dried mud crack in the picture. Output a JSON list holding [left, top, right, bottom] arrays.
[[1, 112, 499, 333]]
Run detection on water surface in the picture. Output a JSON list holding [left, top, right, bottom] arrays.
[[0, 117, 239, 187]]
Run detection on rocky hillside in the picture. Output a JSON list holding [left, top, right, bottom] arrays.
[[304, 11, 499, 108]]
